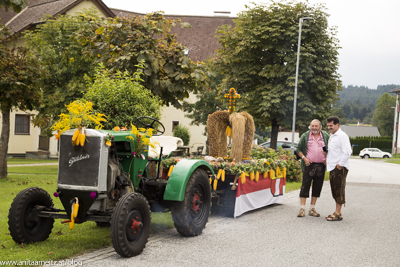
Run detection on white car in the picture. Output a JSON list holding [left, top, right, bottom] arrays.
[[359, 148, 391, 159]]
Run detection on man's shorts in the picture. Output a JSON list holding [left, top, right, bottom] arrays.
[[329, 166, 348, 205], [299, 163, 326, 198]]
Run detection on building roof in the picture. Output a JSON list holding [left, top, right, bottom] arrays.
[[0, 0, 115, 34], [1, 2, 235, 62], [389, 87, 400, 94], [110, 9, 236, 62], [340, 125, 381, 138]]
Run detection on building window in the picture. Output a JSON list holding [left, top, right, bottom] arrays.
[[15, 114, 30, 135], [172, 121, 179, 132]]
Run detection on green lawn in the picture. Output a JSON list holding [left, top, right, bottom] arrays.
[[385, 153, 400, 164], [8, 165, 59, 174], [386, 159, 400, 165], [7, 158, 58, 165]]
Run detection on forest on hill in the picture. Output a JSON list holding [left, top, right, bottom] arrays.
[[333, 84, 399, 126], [338, 84, 399, 106]]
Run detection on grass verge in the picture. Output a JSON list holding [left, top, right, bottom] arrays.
[[7, 158, 58, 165], [386, 159, 400, 165], [385, 153, 400, 164], [8, 165, 59, 174]]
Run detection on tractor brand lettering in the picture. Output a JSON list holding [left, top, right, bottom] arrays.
[[69, 154, 90, 167]]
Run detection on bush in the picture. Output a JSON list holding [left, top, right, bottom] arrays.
[[350, 136, 392, 155], [276, 149, 302, 183], [84, 63, 161, 129], [173, 125, 191, 146], [251, 146, 302, 182]]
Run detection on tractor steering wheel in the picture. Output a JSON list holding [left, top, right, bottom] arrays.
[[136, 116, 165, 136]]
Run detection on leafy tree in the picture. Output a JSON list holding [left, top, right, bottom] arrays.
[[255, 127, 271, 142], [213, 1, 341, 149], [371, 93, 396, 136], [83, 63, 161, 129], [77, 12, 209, 108], [182, 71, 228, 132], [0, 25, 47, 178], [24, 9, 101, 135], [0, 0, 26, 13]]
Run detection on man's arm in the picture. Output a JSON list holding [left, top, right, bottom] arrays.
[[337, 134, 352, 169]]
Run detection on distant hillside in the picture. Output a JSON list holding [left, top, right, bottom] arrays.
[[338, 84, 399, 107]]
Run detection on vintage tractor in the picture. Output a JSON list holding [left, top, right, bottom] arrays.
[[8, 117, 214, 257]]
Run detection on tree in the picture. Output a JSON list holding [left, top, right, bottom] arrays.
[[331, 107, 347, 125], [83, 63, 161, 129], [0, 25, 47, 178], [77, 12, 209, 108], [24, 9, 101, 135], [0, 0, 26, 13], [341, 102, 352, 118], [371, 93, 396, 136], [182, 71, 228, 132], [213, 1, 341, 149]]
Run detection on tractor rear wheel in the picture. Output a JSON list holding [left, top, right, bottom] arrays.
[[111, 192, 151, 257], [171, 168, 211, 236], [8, 187, 54, 244]]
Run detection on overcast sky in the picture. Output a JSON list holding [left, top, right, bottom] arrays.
[[103, 0, 400, 89]]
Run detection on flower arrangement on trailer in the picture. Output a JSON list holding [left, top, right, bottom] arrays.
[[210, 158, 287, 183]]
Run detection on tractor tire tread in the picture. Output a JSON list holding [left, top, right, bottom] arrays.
[[111, 192, 151, 257], [8, 187, 54, 244]]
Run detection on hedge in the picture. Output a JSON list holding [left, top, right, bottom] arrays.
[[350, 136, 392, 155]]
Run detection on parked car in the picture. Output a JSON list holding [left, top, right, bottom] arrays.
[[259, 140, 298, 151], [359, 148, 391, 159]]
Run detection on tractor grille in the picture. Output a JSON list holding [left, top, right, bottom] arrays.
[[58, 131, 108, 191]]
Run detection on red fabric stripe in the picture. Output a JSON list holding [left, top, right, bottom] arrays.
[[236, 175, 286, 197], [236, 175, 271, 197]]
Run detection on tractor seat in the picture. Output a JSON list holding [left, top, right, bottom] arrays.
[[149, 136, 183, 159]]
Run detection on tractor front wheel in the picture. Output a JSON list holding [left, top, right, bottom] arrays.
[[8, 187, 54, 244], [111, 192, 151, 257], [171, 169, 211, 236]]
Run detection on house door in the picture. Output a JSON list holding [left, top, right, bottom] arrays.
[[38, 132, 50, 151]]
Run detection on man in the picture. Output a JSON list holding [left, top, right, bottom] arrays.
[[296, 119, 330, 217], [326, 116, 352, 221]]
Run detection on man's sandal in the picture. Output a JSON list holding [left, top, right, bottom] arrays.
[[309, 208, 320, 217], [326, 213, 343, 221], [297, 208, 305, 217], [325, 212, 337, 219]]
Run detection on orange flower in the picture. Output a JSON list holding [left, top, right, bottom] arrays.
[[54, 132, 60, 140], [114, 126, 120, 132]]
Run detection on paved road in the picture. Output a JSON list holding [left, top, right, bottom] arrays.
[[59, 158, 400, 267]]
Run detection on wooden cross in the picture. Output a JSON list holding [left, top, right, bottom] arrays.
[[224, 88, 240, 113]]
